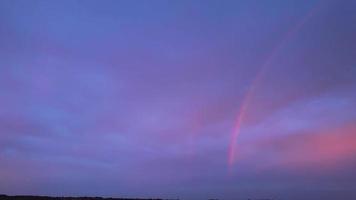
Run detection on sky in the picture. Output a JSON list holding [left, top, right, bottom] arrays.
[[0, 0, 356, 199]]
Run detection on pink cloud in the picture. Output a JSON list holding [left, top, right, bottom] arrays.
[[255, 124, 356, 171]]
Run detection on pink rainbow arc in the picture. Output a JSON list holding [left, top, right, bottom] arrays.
[[227, 2, 324, 170]]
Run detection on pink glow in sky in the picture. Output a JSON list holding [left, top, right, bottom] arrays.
[[1, 1, 356, 200]]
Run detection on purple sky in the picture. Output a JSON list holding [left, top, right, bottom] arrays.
[[1, 0, 356, 199]]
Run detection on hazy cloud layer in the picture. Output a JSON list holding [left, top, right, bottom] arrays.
[[0, 1, 356, 200]]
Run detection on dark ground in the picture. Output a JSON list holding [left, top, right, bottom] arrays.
[[0, 195, 167, 200]]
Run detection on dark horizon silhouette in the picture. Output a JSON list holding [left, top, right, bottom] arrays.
[[0, 194, 168, 200]]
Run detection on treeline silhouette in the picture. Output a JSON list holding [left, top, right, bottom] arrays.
[[0, 195, 168, 200]]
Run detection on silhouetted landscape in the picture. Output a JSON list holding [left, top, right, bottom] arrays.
[[0, 195, 167, 200], [0, 195, 276, 200]]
